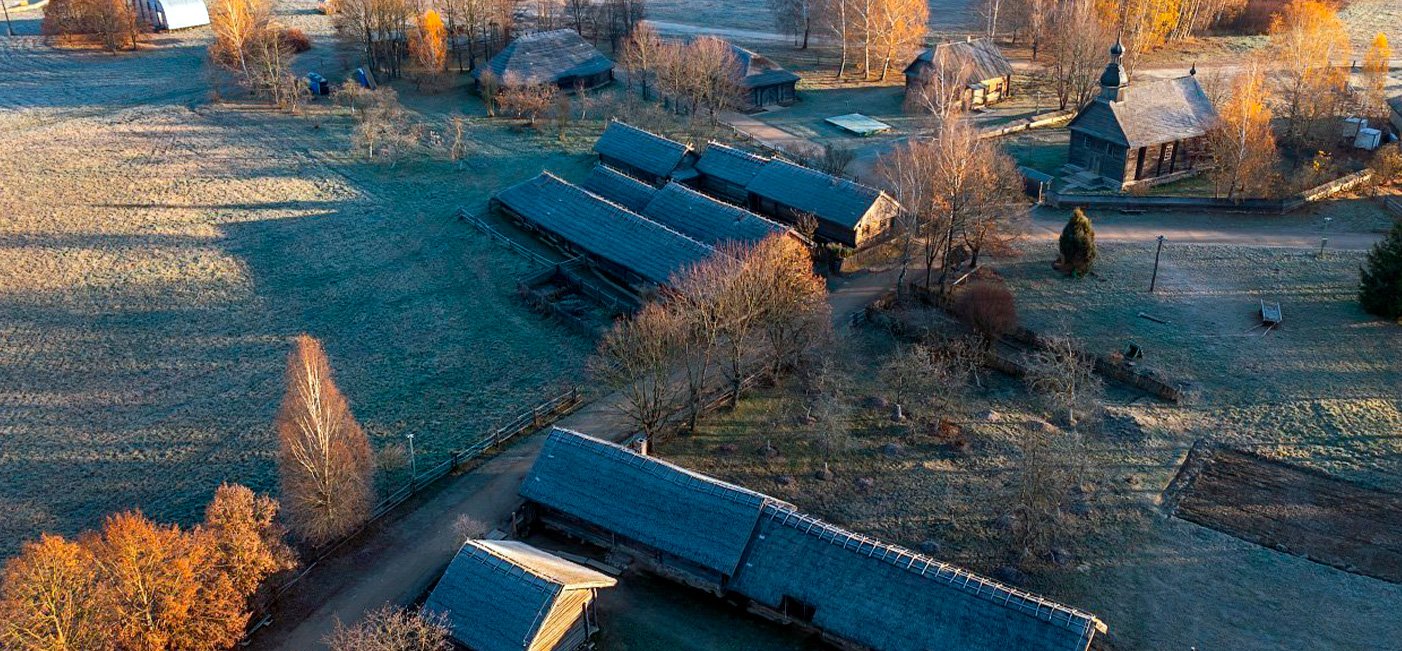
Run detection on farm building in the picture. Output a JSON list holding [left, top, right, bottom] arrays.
[[1388, 95, 1402, 135], [592, 121, 698, 185], [904, 37, 1013, 112], [142, 0, 209, 30], [579, 164, 657, 213], [521, 428, 795, 593], [639, 183, 790, 247], [695, 142, 770, 204], [1066, 40, 1218, 189], [519, 428, 1107, 651], [491, 172, 714, 288], [732, 505, 1106, 651], [424, 539, 617, 651], [473, 29, 614, 91], [744, 159, 900, 248], [730, 45, 801, 109]]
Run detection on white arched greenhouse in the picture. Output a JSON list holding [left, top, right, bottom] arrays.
[[144, 0, 210, 31]]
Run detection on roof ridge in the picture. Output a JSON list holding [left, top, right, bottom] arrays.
[[758, 504, 1103, 637]]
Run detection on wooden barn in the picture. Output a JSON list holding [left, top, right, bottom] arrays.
[[491, 172, 714, 289], [473, 29, 614, 92], [1066, 40, 1219, 189], [592, 121, 698, 186], [744, 159, 900, 248], [424, 539, 617, 651], [1388, 95, 1402, 135], [578, 164, 658, 213], [519, 428, 1108, 651], [695, 141, 770, 205], [521, 428, 794, 594], [639, 183, 791, 247], [904, 37, 1013, 112], [731, 45, 800, 109]]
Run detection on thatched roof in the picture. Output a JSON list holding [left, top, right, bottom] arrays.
[[521, 428, 794, 577], [474, 29, 613, 85], [494, 172, 714, 285], [696, 142, 769, 188], [425, 540, 616, 651], [593, 121, 694, 180], [746, 159, 893, 229], [641, 183, 789, 246], [731, 505, 1105, 651], [731, 45, 801, 89], [1069, 76, 1219, 148], [904, 38, 1012, 84], [580, 164, 658, 213]]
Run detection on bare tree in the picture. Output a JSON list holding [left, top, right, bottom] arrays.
[[1042, 0, 1110, 110], [349, 87, 422, 162], [208, 0, 271, 82], [276, 335, 376, 546], [620, 21, 661, 100], [1007, 423, 1085, 564], [769, 0, 818, 49], [590, 303, 685, 443], [324, 606, 451, 651], [495, 73, 560, 127], [334, 0, 415, 80], [1025, 335, 1101, 427], [42, 0, 144, 52]]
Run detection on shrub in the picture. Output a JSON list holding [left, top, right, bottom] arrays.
[[280, 27, 312, 53], [954, 281, 1019, 344], [1360, 221, 1402, 322], [1056, 208, 1097, 276]]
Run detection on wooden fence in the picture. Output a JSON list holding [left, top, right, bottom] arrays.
[[1048, 168, 1375, 215], [457, 206, 555, 267]]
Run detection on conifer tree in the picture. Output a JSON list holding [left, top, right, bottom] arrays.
[[1360, 221, 1402, 321], [1057, 208, 1097, 276]]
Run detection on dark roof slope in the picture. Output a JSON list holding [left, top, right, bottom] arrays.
[[731, 506, 1105, 651], [697, 142, 769, 188], [425, 540, 615, 651], [494, 172, 714, 285], [593, 121, 693, 180], [521, 428, 794, 577], [731, 44, 801, 89], [746, 159, 890, 228], [1385, 94, 1401, 116], [580, 164, 658, 213], [474, 29, 613, 84], [905, 38, 1013, 83], [1069, 76, 1218, 147], [641, 183, 788, 246]]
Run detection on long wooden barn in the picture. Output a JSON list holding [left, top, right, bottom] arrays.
[[491, 172, 714, 289], [424, 539, 617, 651], [744, 159, 901, 249], [520, 428, 1107, 651], [695, 141, 770, 204], [593, 120, 698, 185]]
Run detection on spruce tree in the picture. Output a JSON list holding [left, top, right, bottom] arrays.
[[1360, 221, 1402, 321], [1057, 208, 1097, 276]]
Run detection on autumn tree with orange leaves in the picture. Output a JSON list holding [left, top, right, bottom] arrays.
[[409, 9, 449, 90], [277, 335, 375, 546], [1361, 33, 1392, 123], [0, 486, 294, 651], [1206, 60, 1279, 200], [1268, 0, 1349, 147]]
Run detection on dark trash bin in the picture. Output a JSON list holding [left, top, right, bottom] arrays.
[[307, 73, 329, 96]]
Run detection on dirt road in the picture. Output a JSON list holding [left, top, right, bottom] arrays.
[[245, 267, 899, 651], [1025, 206, 1388, 251]]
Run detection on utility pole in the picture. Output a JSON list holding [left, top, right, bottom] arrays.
[[1149, 235, 1165, 292], [406, 432, 417, 487], [3, 0, 15, 38], [1318, 217, 1332, 259]]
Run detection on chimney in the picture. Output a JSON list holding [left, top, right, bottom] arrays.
[[966, 35, 973, 43]]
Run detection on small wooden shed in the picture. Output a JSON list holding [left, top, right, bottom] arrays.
[[904, 37, 1013, 112], [473, 29, 614, 92], [424, 540, 617, 651], [592, 121, 698, 186], [730, 45, 800, 109]]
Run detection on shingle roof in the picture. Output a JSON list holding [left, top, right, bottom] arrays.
[[746, 159, 890, 229], [494, 172, 714, 285], [1069, 76, 1219, 147], [905, 38, 1012, 84], [580, 164, 658, 213], [425, 540, 616, 651], [473, 29, 613, 85], [641, 182, 788, 246], [730, 44, 801, 89], [730, 505, 1105, 651], [1387, 95, 1402, 116], [521, 428, 794, 577], [593, 121, 694, 180], [696, 142, 769, 188]]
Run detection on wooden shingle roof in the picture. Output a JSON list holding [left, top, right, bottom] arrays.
[[641, 182, 789, 246], [580, 164, 658, 213], [425, 540, 616, 651], [1069, 76, 1219, 148], [746, 159, 891, 229], [731, 506, 1105, 651], [730, 44, 801, 89], [697, 141, 769, 188], [521, 428, 794, 577], [593, 121, 694, 180], [905, 38, 1013, 84], [473, 28, 613, 85], [493, 172, 714, 285]]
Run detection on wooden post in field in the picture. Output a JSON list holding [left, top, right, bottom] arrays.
[[1149, 235, 1165, 292]]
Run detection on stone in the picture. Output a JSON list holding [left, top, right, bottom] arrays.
[[855, 477, 876, 491]]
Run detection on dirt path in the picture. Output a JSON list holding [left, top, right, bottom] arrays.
[[1025, 206, 1387, 251], [244, 267, 899, 651]]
